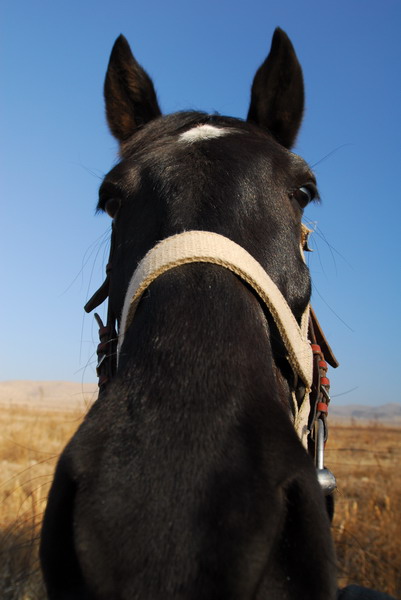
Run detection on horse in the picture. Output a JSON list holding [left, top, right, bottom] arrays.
[[40, 28, 339, 599]]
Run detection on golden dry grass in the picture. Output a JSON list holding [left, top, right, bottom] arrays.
[[1, 403, 400, 598], [0, 404, 84, 599], [328, 423, 401, 597]]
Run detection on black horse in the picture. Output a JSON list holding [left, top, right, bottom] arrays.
[[40, 29, 339, 599]]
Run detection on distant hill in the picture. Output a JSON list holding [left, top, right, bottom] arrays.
[[329, 402, 401, 426], [1, 381, 400, 425], [0, 380, 97, 411]]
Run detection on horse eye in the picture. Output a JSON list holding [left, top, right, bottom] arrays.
[[105, 198, 121, 218], [291, 184, 317, 209]]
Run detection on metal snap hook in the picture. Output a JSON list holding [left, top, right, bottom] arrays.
[[315, 418, 337, 495]]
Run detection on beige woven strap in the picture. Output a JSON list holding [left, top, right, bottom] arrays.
[[118, 231, 313, 390]]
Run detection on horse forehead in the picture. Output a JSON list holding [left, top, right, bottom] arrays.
[[116, 118, 306, 186]]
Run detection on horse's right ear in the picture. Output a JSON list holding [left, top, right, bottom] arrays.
[[104, 35, 162, 143]]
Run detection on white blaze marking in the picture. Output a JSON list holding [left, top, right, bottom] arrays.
[[179, 124, 232, 143]]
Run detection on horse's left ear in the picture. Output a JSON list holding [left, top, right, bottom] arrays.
[[104, 35, 162, 143], [247, 28, 304, 149]]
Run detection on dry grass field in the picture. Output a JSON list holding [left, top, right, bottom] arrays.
[[0, 404, 84, 599], [328, 422, 401, 597], [1, 402, 400, 599]]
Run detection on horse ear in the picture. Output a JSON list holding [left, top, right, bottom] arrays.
[[104, 35, 162, 142], [247, 28, 304, 149]]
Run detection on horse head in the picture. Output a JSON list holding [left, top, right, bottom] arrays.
[[40, 28, 337, 600]]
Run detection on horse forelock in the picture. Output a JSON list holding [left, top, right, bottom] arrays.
[[179, 123, 238, 143], [118, 111, 269, 157]]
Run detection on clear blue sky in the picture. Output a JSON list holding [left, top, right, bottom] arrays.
[[2, 0, 400, 406]]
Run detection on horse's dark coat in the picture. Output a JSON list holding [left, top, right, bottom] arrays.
[[40, 29, 338, 599]]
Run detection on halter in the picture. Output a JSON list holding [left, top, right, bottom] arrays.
[[85, 229, 339, 494]]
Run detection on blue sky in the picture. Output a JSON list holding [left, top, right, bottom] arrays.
[[2, 0, 400, 406]]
